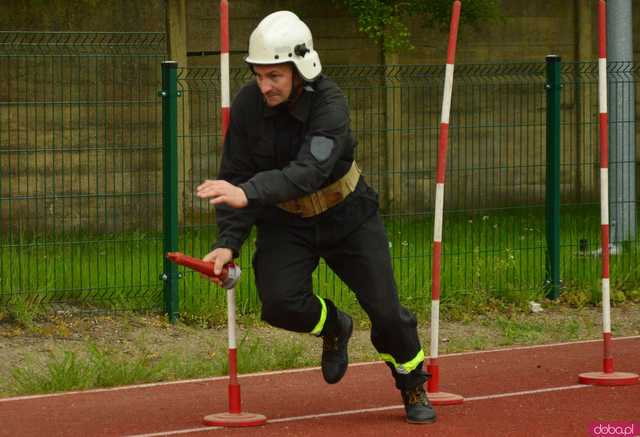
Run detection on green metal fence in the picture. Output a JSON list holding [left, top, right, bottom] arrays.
[[175, 61, 640, 315], [1, 32, 639, 316], [0, 32, 166, 311], [559, 61, 640, 302]]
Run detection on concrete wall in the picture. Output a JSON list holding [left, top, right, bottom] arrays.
[[2, 1, 637, 66], [0, 0, 164, 32], [1, 0, 637, 232], [184, 0, 616, 66]]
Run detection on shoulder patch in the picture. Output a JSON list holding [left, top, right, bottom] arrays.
[[310, 136, 334, 161]]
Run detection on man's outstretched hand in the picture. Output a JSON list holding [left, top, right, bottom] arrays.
[[196, 180, 248, 208], [201, 248, 234, 286]]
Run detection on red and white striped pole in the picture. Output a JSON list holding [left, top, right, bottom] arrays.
[[203, 2, 268, 426], [426, 0, 464, 406], [219, 0, 231, 138], [578, 0, 638, 387], [203, 264, 266, 426]]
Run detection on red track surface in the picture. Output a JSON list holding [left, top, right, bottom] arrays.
[[1, 338, 638, 437]]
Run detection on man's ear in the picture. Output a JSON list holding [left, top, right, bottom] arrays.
[[291, 68, 304, 90]]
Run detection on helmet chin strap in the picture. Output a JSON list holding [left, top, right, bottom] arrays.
[[286, 69, 304, 107]]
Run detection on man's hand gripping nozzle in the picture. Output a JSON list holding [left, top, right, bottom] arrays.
[[166, 252, 241, 289]]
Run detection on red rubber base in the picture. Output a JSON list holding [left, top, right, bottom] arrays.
[[578, 371, 639, 386], [427, 391, 464, 406], [203, 412, 267, 427]]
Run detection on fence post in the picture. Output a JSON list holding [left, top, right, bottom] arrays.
[[545, 55, 561, 299], [383, 55, 403, 212], [161, 60, 180, 322]]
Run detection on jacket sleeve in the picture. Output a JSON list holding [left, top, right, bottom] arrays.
[[212, 100, 259, 258], [239, 85, 352, 205]]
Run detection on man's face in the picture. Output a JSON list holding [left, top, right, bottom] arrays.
[[253, 64, 293, 107]]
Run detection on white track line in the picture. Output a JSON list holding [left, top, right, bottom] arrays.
[[433, 334, 640, 358], [122, 384, 591, 437], [2, 335, 638, 403]]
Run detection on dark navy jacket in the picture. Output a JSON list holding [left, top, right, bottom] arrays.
[[213, 75, 377, 257]]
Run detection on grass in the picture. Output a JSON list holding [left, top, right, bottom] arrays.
[[10, 345, 186, 395], [3, 302, 639, 397], [10, 345, 169, 395], [1, 207, 640, 323], [1, 321, 320, 397]]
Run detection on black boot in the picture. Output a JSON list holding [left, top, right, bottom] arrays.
[[401, 384, 436, 424], [321, 310, 353, 384]]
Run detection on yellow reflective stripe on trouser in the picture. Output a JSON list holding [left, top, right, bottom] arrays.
[[379, 349, 425, 375], [310, 295, 327, 336]]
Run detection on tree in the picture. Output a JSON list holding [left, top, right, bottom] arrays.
[[334, 0, 502, 53]]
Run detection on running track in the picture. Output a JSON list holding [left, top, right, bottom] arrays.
[[1, 337, 638, 436]]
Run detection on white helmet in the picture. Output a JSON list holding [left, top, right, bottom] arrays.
[[245, 11, 322, 81]]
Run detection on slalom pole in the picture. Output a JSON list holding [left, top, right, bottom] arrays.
[[165, 253, 266, 425], [202, 262, 266, 426], [578, 0, 638, 387], [202, 2, 268, 425], [219, 0, 231, 138], [426, 0, 464, 406]]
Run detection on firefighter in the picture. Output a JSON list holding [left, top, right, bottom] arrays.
[[196, 10, 435, 424]]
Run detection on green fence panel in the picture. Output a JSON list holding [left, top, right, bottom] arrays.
[[545, 55, 562, 299], [176, 62, 639, 316], [0, 32, 166, 311], [1, 40, 638, 316], [560, 61, 640, 300]]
